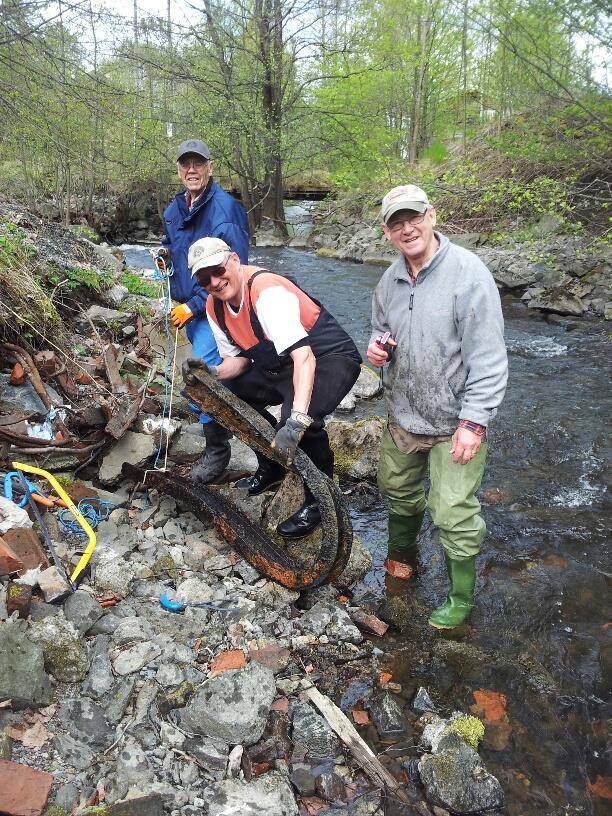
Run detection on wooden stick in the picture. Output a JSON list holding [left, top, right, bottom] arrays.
[[300, 679, 411, 804]]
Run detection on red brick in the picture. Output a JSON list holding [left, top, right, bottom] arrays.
[[0, 537, 24, 575], [210, 650, 246, 676], [2, 529, 48, 573], [0, 759, 53, 816], [350, 609, 389, 637]]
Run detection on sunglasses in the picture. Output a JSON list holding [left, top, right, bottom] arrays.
[[196, 255, 230, 287]]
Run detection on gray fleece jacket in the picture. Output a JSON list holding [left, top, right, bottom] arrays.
[[371, 232, 508, 435]]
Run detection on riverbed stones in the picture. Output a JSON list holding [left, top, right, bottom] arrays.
[[82, 634, 114, 698], [94, 556, 136, 598], [99, 431, 157, 485], [63, 589, 104, 634], [291, 700, 340, 762], [0, 620, 53, 708], [112, 641, 162, 675], [59, 697, 114, 747], [368, 691, 409, 740], [202, 770, 299, 816], [29, 615, 90, 682], [181, 662, 276, 745], [54, 732, 95, 770], [418, 732, 504, 813]]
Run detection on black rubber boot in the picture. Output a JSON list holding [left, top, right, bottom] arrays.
[[277, 487, 321, 539], [234, 455, 285, 496], [190, 421, 232, 483]]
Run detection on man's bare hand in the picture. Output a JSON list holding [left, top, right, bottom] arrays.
[[366, 337, 397, 367], [451, 427, 483, 465]]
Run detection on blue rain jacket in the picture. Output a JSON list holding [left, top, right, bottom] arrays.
[[163, 181, 249, 316]]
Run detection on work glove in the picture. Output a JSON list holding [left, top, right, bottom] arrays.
[[271, 412, 312, 465], [170, 303, 194, 329]]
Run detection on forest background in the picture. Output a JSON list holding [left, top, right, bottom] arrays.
[[0, 0, 609, 238]]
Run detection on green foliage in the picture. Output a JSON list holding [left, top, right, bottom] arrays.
[[69, 224, 101, 244], [121, 271, 159, 298], [422, 141, 448, 165]]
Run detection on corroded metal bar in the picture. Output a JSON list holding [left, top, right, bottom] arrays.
[[121, 359, 352, 589]]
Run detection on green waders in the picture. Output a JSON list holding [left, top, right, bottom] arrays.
[[377, 427, 487, 626]]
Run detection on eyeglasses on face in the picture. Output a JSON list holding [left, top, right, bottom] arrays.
[[179, 157, 208, 169], [387, 211, 429, 232], [197, 254, 230, 287]]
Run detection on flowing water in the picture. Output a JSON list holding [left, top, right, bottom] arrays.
[[123, 244, 611, 815]]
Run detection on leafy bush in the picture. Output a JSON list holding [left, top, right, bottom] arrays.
[[121, 271, 159, 298]]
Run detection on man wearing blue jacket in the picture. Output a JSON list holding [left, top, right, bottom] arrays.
[[163, 139, 250, 482]]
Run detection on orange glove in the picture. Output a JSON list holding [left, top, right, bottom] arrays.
[[170, 303, 194, 329]]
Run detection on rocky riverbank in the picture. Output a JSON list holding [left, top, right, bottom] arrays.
[[256, 198, 612, 319], [1, 468, 505, 816]]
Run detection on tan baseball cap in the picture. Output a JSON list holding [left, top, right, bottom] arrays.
[[381, 184, 430, 223], [188, 237, 231, 276]]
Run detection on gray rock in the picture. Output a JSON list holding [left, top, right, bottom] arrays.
[[327, 417, 384, 481], [156, 663, 185, 687], [368, 692, 409, 740], [112, 640, 162, 675], [117, 739, 153, 784], [64, 590, 104, 634], [53, 783, 79, 810], [28, 601, 62, 621], [88, 612, 123, 635], [59, 698, 114, 747], [184, 737, 229, 774], [202, 771, 299, 816], [351, 365, 382, 401], [413, 687, 437, 714], [38, 566, 71, 602], [151, 497, 178, 527], [95, 557, 136, 598], [54, 732, 95, 770], [103, 677, 136, 724], [167, 432, 207, 464], [528, 288, 587, 316], [113, 615, 155, 646], [418, 733, 504, 813], [99, 431, 157, 485], [291, 700, 340, 761], [290, 765, 317, 796], [81, 304, 130, 327], [336, 536, 373, 586], [181, 662, 275, 746], [298, 601, 362, 644], [163, 518, 185, 544], [176, 577, 215, 605], [316, 770, 345, 802], [105, 794, 164, 816], [0, 620, 53, 707], [82, 635, 114, 698], [103, 283, 129, 306], [29, 616, 90, 683]]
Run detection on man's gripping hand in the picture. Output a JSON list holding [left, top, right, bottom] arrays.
[[170, 303, 194, 329], [366, 335, 397, 367], [271, 412, 312, 465]]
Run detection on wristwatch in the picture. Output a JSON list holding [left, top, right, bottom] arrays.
[[290, 410, 313, 427]]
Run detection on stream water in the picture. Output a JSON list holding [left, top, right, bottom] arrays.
[[123, 244, 611, 815]]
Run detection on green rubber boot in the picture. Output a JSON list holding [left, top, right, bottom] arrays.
[[385, 511, 425, 579], [428, 553, 476, 628]]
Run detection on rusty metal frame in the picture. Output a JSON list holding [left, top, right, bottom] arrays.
[[122, 359, 353, 589]]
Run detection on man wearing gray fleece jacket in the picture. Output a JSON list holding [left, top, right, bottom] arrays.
[[367, 184, 508, 629]]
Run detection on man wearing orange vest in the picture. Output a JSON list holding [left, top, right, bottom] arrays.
[[187, 236, 361, 538]]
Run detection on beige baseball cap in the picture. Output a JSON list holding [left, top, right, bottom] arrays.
[[381, 184, 430, 223], [188, 237, 231, 276]]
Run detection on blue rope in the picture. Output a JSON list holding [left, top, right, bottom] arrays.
[[58, 498, 116, 536]]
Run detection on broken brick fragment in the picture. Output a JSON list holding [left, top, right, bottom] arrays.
[[9, 362, 25, 386], [2, 528, 48, 573], [0, 759, 53, 816], [210, 649, 247, 676], [0, 537, 24, 575]]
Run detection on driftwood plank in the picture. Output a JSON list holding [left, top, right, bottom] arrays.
[[300, 680, 410, 803]]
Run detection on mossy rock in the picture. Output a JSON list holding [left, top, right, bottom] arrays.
[[442, 714, 485, 750], [327, 416, 384, 480]]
